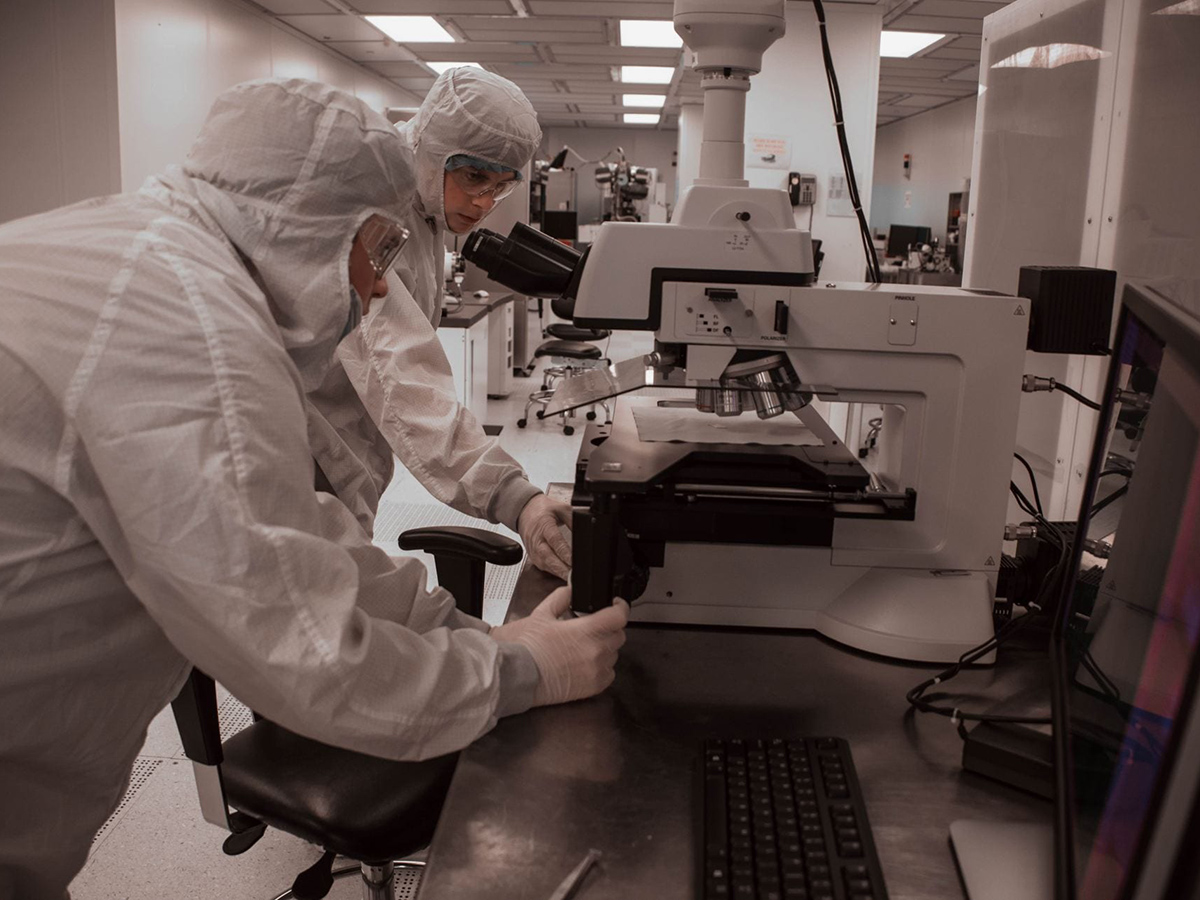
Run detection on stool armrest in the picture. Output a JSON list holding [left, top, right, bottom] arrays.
[[398, 526, 522, 566]]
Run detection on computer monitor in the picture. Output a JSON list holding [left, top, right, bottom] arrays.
[[885, 224, 932, 258], [1051, 282, 1200, 900]]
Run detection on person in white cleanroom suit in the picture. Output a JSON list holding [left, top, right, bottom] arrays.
[[0, 78, 627, 900], [309, 67, 575, 579]]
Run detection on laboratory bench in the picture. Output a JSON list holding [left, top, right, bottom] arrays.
[[416, 562, 1052, 900]]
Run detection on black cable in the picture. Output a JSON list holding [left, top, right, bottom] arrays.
[[1090, 483, 1128, 517], [905, 613, 1053, 733], [1054, 382, 1102, 411], [809, 0, 881, 283], [1013, 452, 1044, 516]]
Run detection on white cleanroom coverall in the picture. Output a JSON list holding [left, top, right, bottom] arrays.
[[308, 67, 548, 536], [0, 79, 539, 899]]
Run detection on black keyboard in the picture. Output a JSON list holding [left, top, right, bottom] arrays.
[[701, 738, 888, 900]]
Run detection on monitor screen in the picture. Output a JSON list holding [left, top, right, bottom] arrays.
[[885, 224, 933, 258], [1055, 284, 1200, 900]]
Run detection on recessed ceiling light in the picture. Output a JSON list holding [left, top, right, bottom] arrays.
[[619, 20, 682, 48], [620, 65, 675, 84], [623, 94, 666, 108], [879, 31, 944, 58], [365, 15, 455, 43], [619, 64, 676, 84], [624, 113, 661, 124], [426, 62, 482, 75]]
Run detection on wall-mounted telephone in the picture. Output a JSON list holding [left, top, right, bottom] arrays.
[[789, 172, 817, 207]]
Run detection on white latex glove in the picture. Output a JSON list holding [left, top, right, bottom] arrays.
[[517, 493, 573, 580], [491, 587, 629, 706]]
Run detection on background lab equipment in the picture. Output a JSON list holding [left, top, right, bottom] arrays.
[[466, 0, 1030, 664], [594, 149, 652, 222]]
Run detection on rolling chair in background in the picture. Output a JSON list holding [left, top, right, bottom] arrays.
[[172, 526, 523, 900], [516, 296, 612, 436]]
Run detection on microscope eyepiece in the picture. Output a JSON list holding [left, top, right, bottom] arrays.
[[461, 222, 583, 299]]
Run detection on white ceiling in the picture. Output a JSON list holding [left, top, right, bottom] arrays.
[[250, 0, 1013, 130]]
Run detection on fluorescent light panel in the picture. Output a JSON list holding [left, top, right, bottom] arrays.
[[620, 65, 674, 84], [365, 15, 455, 43], [623, 94, 665, 108], [426, 62, 482, 75], [619, 20, 682, 48], [879, 31, 944, 58], [624, 113, 661, 124]]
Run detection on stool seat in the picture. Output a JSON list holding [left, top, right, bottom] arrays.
[[545, 323, 611, 342], [222, 720, 458, 862], [533, 339, 602, 361]]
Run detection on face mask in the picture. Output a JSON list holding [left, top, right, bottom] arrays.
[[341, 287, 363, 340]]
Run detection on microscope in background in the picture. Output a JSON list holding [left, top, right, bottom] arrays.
[[463, 0, 1033, 664], [594, 150, 652, 222]]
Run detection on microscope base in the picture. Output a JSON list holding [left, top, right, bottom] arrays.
[[628, 542, 997, 663]]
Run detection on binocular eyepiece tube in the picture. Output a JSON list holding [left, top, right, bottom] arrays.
[[461, 222, 583, 299]]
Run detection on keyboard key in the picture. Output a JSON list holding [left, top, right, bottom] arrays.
[[839, 841, 864, 858]]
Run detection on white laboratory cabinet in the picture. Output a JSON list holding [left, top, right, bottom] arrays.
[[486, 299, 515, 398], [437, 304, 489, 423]]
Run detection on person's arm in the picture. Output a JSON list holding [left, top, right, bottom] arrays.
[[337, 279, 575, 577], [69, 265, 538, 762]]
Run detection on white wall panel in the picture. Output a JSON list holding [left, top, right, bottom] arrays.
[[114, 0, 421, 189], [870, 96, 976, 246], [115, 0, 210, 191], [0, 0, 122, 223]]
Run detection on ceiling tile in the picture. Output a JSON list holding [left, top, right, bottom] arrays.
[[407, 42, 541, 61], [388, 76, 439, 92], [527, 1, 675, 17], [549, 45, 681, 65], [354, 0, 515, 12], [278, 15, 384, 42], [907, 0, 1007, 17], [564, 80, 669, 94], [450, 15, 605, 43], [490, 62, 614, 79], [459, 27, 607, 43], [324, 40, 418, 61], [888, 12, 985, 33], [946, 63, 980, 80], [926, 46, 983, 60], [361, 60, 438, 77], [255, 0, 338, 12], [880, 56, 972, 73]]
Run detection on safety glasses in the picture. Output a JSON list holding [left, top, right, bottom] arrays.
[[448, 166, 520, 202], [357, 216, 410, 280]]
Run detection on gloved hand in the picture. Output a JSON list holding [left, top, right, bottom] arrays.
[[491, 587, 629, 706], [517, 493, 573, 580]]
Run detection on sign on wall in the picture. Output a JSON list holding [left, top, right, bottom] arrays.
[[746, 134, 792, 170]]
